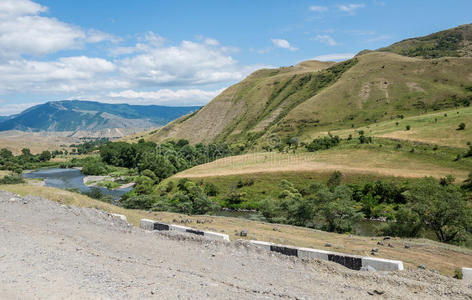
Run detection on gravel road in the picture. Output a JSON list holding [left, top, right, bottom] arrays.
[[0, 190, 471, 299]]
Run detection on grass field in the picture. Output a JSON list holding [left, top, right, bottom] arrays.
[[174, 144, 472, 181], [1, 183, 471, 276], [317, 106, 472, 148]]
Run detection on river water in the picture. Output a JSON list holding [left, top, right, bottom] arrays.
[[23, 168, 132, 200]]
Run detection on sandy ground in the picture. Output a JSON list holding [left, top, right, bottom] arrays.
[[0, 190, 471, 300]]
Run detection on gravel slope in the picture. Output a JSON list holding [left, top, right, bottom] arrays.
[[0, 190, 471, 300]]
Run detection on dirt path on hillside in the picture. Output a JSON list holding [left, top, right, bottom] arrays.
[[0, 191, 471, 299]]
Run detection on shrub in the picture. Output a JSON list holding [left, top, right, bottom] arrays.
[[406, 125, 411, 131], [327, 171, 342, 190], [121, 194, 156, 209], [82, 159, 108, 175], [0, 174, 25, 184], [457, 122, 466, 130], [204, 182, 219, 196], [305, 136, 340, 152]]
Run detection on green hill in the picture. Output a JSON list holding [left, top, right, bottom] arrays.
[[378, 23, 472, 58], [148, 24, 472, 150]]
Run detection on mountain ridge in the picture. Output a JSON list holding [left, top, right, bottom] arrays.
[[147, 24, 472, 148], [0, 100, 201, 133]]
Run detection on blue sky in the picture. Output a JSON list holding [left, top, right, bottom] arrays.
[[0, 0, 470, 115]]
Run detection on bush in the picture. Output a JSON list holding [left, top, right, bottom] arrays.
[[406, 125, 411, 131], [121, 194, 156, 209], [82, 159, 108, 175], [457, 122, 466, 130], [305, 136, 340, 152], [0, 174, 25, 184], [327, 171, 342, 190], [204, 182, 219, 196]]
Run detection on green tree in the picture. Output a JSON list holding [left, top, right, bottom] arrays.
[[39, 150, 52, 162], [403, 178, 472, 243], [314, 185, 363, 233], [327, 171, 342, 190]]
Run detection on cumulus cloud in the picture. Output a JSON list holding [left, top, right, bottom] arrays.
[[271, 39, 297, 51], [336, 3, 365, 14], [314, 35, 338, 46], [117, 39, 250, 86], [0, 56, 120, 93], [0, 0, 120, 58], [312, 53, 355, 61], [0, 1, 261, 108]]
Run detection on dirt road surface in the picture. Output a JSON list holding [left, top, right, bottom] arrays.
[[1, 190, 471, 299]]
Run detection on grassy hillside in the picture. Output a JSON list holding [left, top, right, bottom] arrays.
[[148, 60, 336, 144], [378, 23, 472, 58], [324, 106, 472, 148], [148, 27, 472, 149]]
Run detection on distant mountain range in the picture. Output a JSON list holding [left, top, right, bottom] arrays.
[[0, 100, 201, 134]]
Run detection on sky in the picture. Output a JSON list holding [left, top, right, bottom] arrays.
[[0, 0, 470, 115]]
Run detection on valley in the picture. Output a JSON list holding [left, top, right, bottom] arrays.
[[1, 21, 472, 296]]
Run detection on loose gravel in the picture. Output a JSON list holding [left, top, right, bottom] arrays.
[[1, 190, 471, 299]]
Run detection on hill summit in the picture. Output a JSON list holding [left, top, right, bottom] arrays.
[[147, 24, 472, 149]]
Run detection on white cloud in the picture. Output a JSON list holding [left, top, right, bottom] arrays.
[[204, 38, 219, 46], [86, 29, 120, 43], [365, 34, 391, 43], [315, 35, 338, 46], [0, 0, 121, 58], [118, 39, 252, 86], [0, 0, 46, 18], [312, 53, 355, 61], [106, 88, 224, 106], [271, 39, 297, 51], [0, 1, 260, 108], [337, 3, 365, 14], [309, 6, 328, 12], [0, 56, 120, 93], [0, 102, 41, 115]]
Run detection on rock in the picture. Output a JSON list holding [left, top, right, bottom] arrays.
[[23, 200, 28, 204], [405, 244, 410, 249], [388, 243, 394, 248], [371, 248, 379, 253], [360, 265, 376, 272], [383, 236, 391, 240], [324, 243, 332, 247], [418, 264, 426, 270], [240, 230, 247, 237], [273, 226, 279, 231], [377, 241, 384, 246]]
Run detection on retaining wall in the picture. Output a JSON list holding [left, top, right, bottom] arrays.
[[139, 219, 230, 241], [249, 240, 403, 272]]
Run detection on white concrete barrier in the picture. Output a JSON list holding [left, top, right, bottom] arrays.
[[139, 219, 156, 231], [139, 219, 230, 241], [463, 267, 472, 280], [111, 213, 127, 222], [249, 240, 403, 272]]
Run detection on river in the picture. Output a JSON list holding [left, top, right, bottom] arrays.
[[23, 168, 132, 201]]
